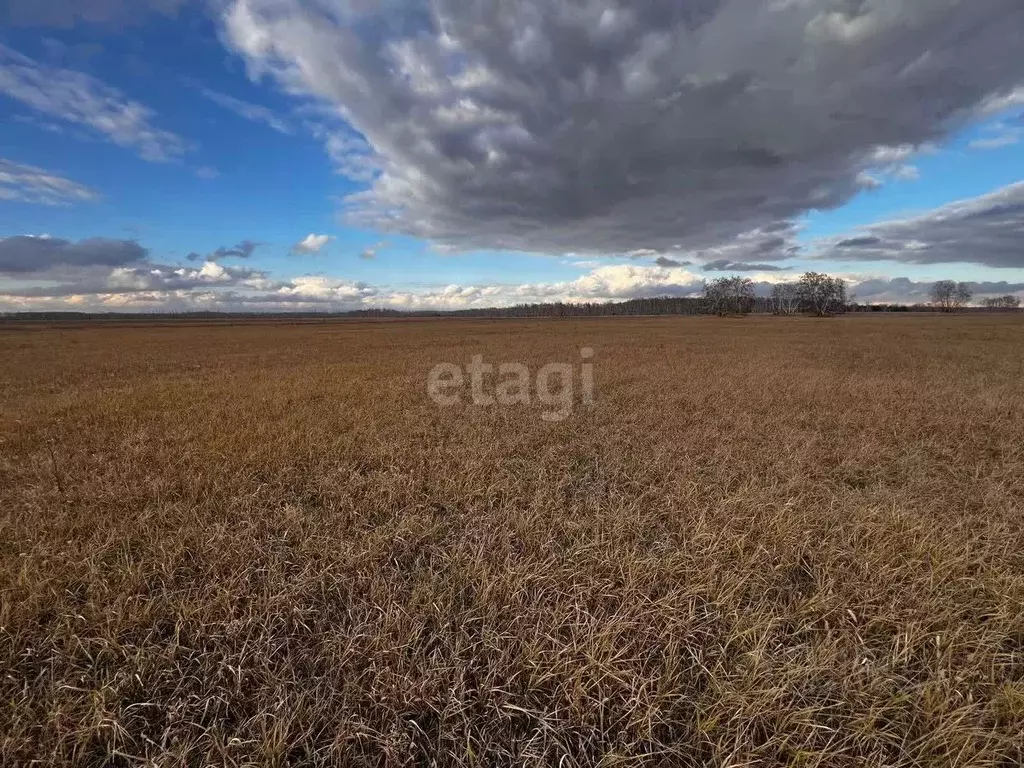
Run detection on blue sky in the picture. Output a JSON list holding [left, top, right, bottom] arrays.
[[2, 0, 1024, 310]]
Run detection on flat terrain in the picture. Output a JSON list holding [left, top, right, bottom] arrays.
[[1, 315, 1023, 766]]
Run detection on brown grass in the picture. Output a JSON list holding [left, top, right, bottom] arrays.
[[1, 315, 1023, 766]]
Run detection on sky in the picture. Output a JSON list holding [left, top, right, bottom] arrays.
[[1, 0, 1024, 312]]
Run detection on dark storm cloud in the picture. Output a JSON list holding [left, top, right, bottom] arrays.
[[0, 235, 147, 274], [654, 256, 689, 268], [822, 182, 1024, 268], [223, 0, 1024, 254]]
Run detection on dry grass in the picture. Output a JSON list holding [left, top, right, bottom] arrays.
[[1, 315, 1023, 767]]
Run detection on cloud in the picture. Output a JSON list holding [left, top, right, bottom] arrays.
[[195, 165, 221, 180], [835, 236, 883, 249], [214, 240, 259, 259], [199, 87, 292, 134], [3, 264, 1021, 313], [0, 158, 99, 205], [970, 135, 1020, 150], [855, 172, 883, 190], [686, 225, 801, 266], [849, 276, 1024, 305], [186, 240, 260, 261], [978, 87, 1024, 116], [221, 0, 1024, 254], [291, 233, 333, 254], [968, 125, 1022, 150], [1, 0, 190, 27], [3, 229, 1021, 313], [654, 256, 689, 268], [702, 260, 785, 272], [308, 126, 381, 181], [821, 181, 1024, 268], [0, 235, 146, 274], [272, 275, 377, 302], [1, 260, 269, 299], [0, 232, 276, 306], [544, 264, 705, 301], [893, 165, 920, 182], [0, 256, 711, 311], [359, 240, 388, 260], [0, 44, 189, 162], [11, 113, 67, 135], [627, 249, 660, 259], [861, 145, 922, 185]]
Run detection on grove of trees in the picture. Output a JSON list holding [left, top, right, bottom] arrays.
[[930, 280, 973, 312], [710, 272, 848, 317], [702, 276, 756, 316], [795, 272, 848, 317]]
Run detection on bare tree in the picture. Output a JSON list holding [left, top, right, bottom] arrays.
[[702, 276, 755, 316], [770, 282, 800, 315], [982, 295, 1021, 310], [797, 272, 847, 316], [930, 280, 973, 312]]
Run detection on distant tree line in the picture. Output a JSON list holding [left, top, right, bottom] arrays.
[[981, 295, 1021, 310], [447, 297, 706, 317]]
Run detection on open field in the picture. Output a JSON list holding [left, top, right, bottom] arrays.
[[2, 315, 1023, 766]]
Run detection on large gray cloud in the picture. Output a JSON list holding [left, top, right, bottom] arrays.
[[0, 235, 147, 274], [851, 277, 1024, 304], [222, 0, 1024, 254], [821, 182, 1024, 268]]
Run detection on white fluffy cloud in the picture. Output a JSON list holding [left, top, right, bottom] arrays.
[[220, 0, 1024, 255], [291, 233, 334, 254], [0, 44, 188, 162], [0, 158, 99, 205]]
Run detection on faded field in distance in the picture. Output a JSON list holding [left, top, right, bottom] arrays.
[[2, 315, 1023, 766]]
